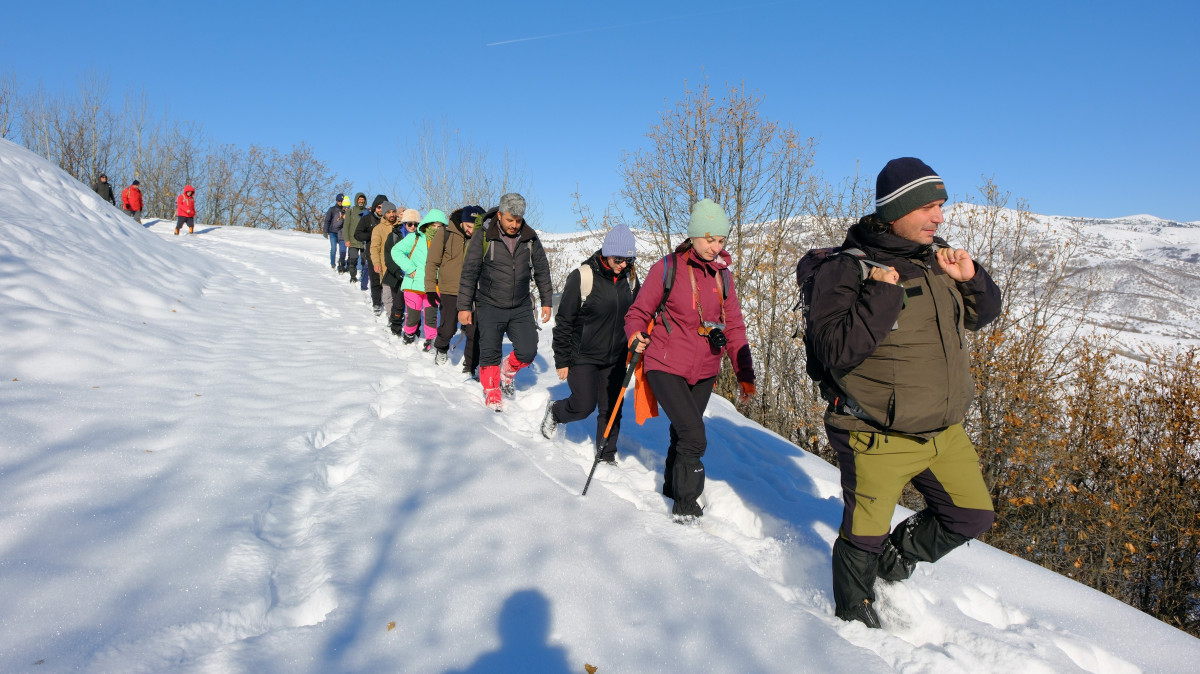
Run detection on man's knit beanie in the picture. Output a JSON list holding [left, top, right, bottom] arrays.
[[380, 201, 398, 215], [874, 157, 948, 223], [687, 199, 730, 238], [601, 223, 637, 258]]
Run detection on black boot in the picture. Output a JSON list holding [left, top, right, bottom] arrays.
[[842, 599, 882, 629]]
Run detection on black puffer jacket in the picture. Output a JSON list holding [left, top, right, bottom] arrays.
[[552, 250, 639, 369], [458, 209, 553, 310], [809, 216, 1001, 436]]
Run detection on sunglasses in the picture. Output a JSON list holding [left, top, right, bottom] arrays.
[[405, 223, 418, 228], [611, 256, 636, 265]]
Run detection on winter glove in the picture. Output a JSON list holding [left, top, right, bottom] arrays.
[[738, 381, 756, 403], [427, 292, 440, 308]]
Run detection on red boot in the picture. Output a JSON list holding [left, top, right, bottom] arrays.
[[480, 365, 503, 412]]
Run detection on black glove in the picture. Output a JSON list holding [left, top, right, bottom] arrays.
[[427, 292, 440, 308]]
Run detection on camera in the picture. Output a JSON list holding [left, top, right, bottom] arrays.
[[698, 321, 727, 349]]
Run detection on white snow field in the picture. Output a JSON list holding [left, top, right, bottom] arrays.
[[1, 138, 1198, 673]]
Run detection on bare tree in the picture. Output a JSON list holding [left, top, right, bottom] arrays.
[[0, 71, 18, 140]]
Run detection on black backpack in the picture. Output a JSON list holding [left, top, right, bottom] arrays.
[[794, 246, 871, 400]]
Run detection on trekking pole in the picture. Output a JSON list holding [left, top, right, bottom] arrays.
[[581, 350, 643, 496]]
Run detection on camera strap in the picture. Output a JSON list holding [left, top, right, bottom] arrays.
[[689, 261, 727, 326]]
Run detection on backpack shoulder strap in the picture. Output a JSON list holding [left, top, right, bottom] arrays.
[[656, 254, 677, 333], [578, 263, 594, 305]]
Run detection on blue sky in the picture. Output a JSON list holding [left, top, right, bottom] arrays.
[[4, 0, 1197, 231]]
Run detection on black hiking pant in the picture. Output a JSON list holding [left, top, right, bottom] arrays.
[[475, 303, 538, 367], [366, 247, 382, 307], [434, 293, 479, 370], [645, 371, 715, 515], [551, 362, 625, 460]]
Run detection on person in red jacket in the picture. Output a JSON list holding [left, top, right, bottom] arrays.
[[121, 180, 143, 220], [175, 185, 196, 235], [624, 199, 756, 520]]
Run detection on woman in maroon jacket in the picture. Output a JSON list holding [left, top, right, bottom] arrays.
[[625, 199, 755, 519]]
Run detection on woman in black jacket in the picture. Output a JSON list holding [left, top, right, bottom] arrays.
[[541, 225, 639, 462]]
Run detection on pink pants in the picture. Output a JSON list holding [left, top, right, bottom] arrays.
[[403, 291, 437, 339]]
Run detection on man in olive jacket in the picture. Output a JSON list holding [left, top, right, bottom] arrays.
[[426, 205, 484, 374], [457, 193, 553, 411], [344, 192, 369, 287], [809, 157, 1001, 628]]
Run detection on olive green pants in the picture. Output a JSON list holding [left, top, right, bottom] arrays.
[[829, 423, 994, 553]]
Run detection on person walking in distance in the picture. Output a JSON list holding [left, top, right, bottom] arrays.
[[457, 193, 553, 411], [121, 180, 143, 221], [426, 205, 484, 375], [344, 192, 369, 286], [809, 157, 1001, 628], [175, 185, 196, 235], [323, 193, 348, 271]]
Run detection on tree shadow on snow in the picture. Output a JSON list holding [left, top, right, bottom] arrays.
[[443, 589, 572, 674]]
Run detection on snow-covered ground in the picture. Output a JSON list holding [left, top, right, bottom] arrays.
[[2, 138, 1198, 672]]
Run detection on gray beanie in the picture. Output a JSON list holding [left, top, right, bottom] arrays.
[[379, 201, 397, 215], [687, 199, 730, 238], [601, 224, 637, 258], [498, 193, 526, 219]]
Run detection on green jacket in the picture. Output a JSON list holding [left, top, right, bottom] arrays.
[[344, 192, 368, 248], [810, 217, 1002, 437]]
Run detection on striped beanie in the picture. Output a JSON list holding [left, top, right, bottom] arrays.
[[874, 158, 948, 223]]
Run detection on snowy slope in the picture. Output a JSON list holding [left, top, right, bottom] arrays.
[[1, 138, 1198, 673]]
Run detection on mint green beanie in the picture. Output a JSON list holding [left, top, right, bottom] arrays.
[[687, 199, 730, 238]]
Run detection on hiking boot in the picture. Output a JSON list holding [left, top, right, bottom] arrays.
[[188, 228, 194, 234], [434, 348, 448, 366], [878, 534, 917, 583], [838, 599, 882, 629], [463, 363, 477, 379], [540, 401, 558, 439], [174, 229, 180, 235], [401, 333, 416, 345], [422, 339, 433, 352], [349, 274, 357, 283], [597, 440, 617, 464], [373, 304, 383, 316], [500, 354, 519, 397], [670, 498, 703, 518]]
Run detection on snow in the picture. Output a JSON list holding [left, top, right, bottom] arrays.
[[1, 137, 1198, 672]]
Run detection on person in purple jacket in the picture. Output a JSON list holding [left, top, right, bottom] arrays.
[[625, 199, 756, 520]]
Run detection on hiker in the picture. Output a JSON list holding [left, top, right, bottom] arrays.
[[359, 195, 389, 314], [394, 209, 446, 349], [381, 208, 420, 335], [175, 185, 196, 234], [121, 180, 143, 220], [426, 205, 484, 376], [92, 173, 115, 205], [457, 193, 553, 411], [808, 157, 1001, 628], [323, 193, 348, 271], [540, 224, 640, 464], [625, 200, 756, 520], [344, 193, 369, 287]]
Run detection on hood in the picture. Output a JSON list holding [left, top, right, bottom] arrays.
[[371, 194, 389, 210], [354, 192, 368, 209], [183, 185, 195, 196]]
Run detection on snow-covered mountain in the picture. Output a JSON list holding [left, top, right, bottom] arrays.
[[2, 137, 1198, 672]]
